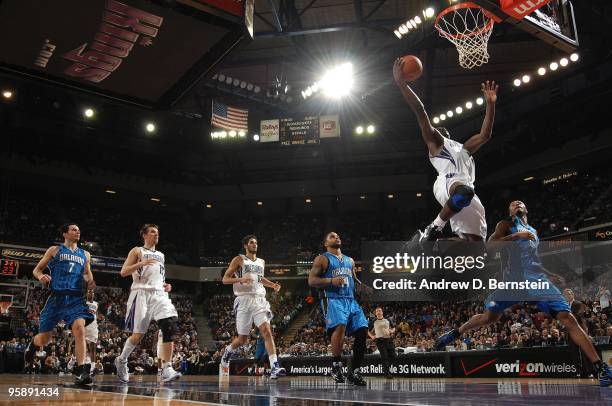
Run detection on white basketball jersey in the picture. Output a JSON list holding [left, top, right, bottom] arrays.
[[86, 300, 98, 314], [233, 255, 266, 297], [429, 137, 476, 185], [130, 247, 165, 291]]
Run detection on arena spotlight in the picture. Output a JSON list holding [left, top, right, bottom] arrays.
[[538, 67, 546, 76], [355, 126, 364, 135], [465, 101, 473, 109], [360, 195, 366, 200], [559, 57, 569, 67], [217, 74, 225, 82], [253, 134, 260, 142], [433, 117, 440, 124], [394, 30, 402, 39], [238, 130, 246, 137], [229, 130, 237, 138], [145, 122, 156, 133], [387, 194, 394, 199], [455, 106, 463, 114], [570, 53, 579, 62], [424, 7, 435, 18], [219, 131, 227, 138], [522, 75, 530, 83], [225, 76, 233, 85], [320, 62, 353, 98], [440, 114, 446, 121], [366, 125, 375, 134], [83, 108, 95, 118], [523, 176, 534, 181], [247, 83, 254, 91], [105, 190, 116, 194], [240, 81, 247, 89], [211, 132, 219, 139], [257, 201, 263, 206], [476, 97, 484, 105], [305, 198, 312, 203], [416, 192, 422, 197], [2, 90, 13, 99], [254, 86, 261, 93], [550, 62, 559, 71], [206, 203, 212, 208], [233, 78, 240, 87], [513, 78, 521, 87], [399, 24, 408, 35], [447, 110, 453, 117], [150, 197, 160, 202]]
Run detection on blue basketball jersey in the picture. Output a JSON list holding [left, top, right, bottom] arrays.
[[504, 216, 548, 283], [48, 245, 87, 294], [321, 252, 354, 299]]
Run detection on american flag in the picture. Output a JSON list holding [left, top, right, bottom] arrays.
[[211, 100, 248, 131]]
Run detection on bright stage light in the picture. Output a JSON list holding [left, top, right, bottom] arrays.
[[84, 108, 94, 118], [522, 75, 530, 83], [356, 126, 364, 135], [440, 114, 446, 121], [513, 78, 521, 87], [476, 97, 484, 105], [320, 63, 353, 98], [455, 106, 463, 114], [570, 53, 579, 62], [253, 134, 260, 141], [465, 101, 473, 109], [366, 125, 375, 134], [538, 67, 546, 76], [559, 57, 569, 67], [550, 62, 558, 71], [145, 123, 156, 133], [433, 117, 440, 124]]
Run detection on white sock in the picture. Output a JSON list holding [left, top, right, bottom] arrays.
[[268, 354, 278, 366], [119, 339, 136, 361], [433, 215, 447, 229]]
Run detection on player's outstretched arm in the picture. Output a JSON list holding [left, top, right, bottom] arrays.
[[120, 247, 156, 277], [221, 256, 249, 285], [464, 80, 498, 155], [32, 246, 59, 284], [393, 58, 443, 155], [308, 255, 343, 288]]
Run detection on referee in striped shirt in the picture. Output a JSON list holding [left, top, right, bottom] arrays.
[[368, 307, 396, 379]]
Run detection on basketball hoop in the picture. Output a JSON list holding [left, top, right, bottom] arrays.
[[435, 2, 497, 69]]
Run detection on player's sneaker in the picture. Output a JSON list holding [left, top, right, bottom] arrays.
[[24, 339, 36, 367], [599, 362, 611, 387], [434, 329, 459, 351], [346, 371, 366, 386], [270, 363, 286, 379], [420, 223, 444, 243], [161, 366, 182, 383], [114, 356, 129, 383], [74, 364, 92, 386], [331, 363, 345, 383]]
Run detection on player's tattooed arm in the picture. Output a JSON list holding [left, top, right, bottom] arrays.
[[464, 80, 499, 155], [120, 247, 156, 277], [393, 58, 443, 155], [83, 251, 96, 290], [308, 255, 344, 288], [221, 256, 251, 285], [32, 245, 59, 284]]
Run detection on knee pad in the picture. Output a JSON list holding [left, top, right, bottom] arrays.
[[448, 185, 474, 213], [158, 316, 179, 343]]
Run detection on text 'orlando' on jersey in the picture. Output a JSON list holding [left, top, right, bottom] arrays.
[[48, 244, 87, 294], [131, 247, 165, 291], [233, 254, 266, 297], [321, 252, 354, 299]]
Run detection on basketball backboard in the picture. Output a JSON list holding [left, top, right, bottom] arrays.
[[472, 0, 579, 52]]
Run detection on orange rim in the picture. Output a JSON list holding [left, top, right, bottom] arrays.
[[435, 2, 495, 40]]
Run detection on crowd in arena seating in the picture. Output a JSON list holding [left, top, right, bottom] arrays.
[[1, 285, 206, 375], [1, 169, 609, 265]]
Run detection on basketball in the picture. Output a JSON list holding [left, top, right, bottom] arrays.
[[401, 55, 423, 81]]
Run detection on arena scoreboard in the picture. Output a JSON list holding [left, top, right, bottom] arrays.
[[280, 116, 320, 145], [0, 258, 18, 277]]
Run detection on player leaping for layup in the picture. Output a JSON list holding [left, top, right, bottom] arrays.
[[393, 58, 498, 243], [220, 235, 286, 379]]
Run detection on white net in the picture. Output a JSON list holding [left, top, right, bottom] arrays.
[[435, 5, 494, 69]]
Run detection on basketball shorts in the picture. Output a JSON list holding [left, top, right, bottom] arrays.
[[433, 175, 486, 239], [321, 297, 368, 336], [39, 293, 94, 333], [85, 320, 99, 343], [233, 295, 272, 336], [484, 289, 571, 317], [124, 289, 178, 334]]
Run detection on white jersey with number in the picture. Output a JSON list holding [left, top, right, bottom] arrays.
[[233, 255, 266, 297], [130, 247, 165, 291], [429, 136, 476, 187]]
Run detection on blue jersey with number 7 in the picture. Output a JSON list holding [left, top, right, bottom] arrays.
[[48, 244, 87, 294]]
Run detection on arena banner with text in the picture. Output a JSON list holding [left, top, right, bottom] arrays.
[[451, 347, 578, 378], [319, 115, 341, 138], [260, 119, 280, 142], [230, 353, 448, 377], [0, 244, 123, 271], [0, 0, 250, 107]]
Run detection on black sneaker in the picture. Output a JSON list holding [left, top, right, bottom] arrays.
[[434, 329, 460, 351], [24, 339, 36, 367], [331, 364, 345, 383], [420, 224, 443, 242], [74, 364, 92, 386], [346, 371, 366, 386]]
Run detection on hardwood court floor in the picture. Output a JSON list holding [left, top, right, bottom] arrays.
[[0, 374, 610, 405]]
